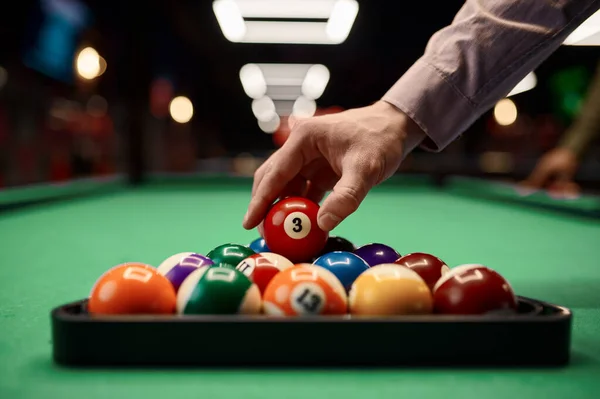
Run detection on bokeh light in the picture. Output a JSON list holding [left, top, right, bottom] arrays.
[[169, 96, 194, 123], [76, 47, 101, 80], [494, 98, 518, 126]]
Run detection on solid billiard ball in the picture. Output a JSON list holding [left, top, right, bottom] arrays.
[[248, 237, 270, 253], [262, 264, 347, 316], [313, 251, 370, 291], [394, 252, 449, 291], [235, 253, 281, 295], [157, 252, 214, 291], [319, 236, 356, 255], [433, 264, 517, 314], [206, 243, 256, 267], [177, 266, 261, 314], [354, 243, 400, 266], [262, 197, 328, 263], [88, 263, 177, 315], [348, 264, 433, 315], [259, 252, 294, 270]]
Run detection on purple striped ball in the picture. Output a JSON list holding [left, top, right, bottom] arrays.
[[157, 252, 214, 291]]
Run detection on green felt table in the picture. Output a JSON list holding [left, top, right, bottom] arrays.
[[1, 176, 600, 399]]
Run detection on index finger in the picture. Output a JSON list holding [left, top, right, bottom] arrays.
[[243, 142, 306, 229]]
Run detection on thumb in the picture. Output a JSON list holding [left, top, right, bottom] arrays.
[[317, 169, 372, 231]]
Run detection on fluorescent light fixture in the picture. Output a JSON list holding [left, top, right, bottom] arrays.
[[507, 72, 537, 97], [239, 63, 267, 99], [292, 96, 317, 118], [258, 112, 281, 133], [563, 10, 600, 45], [252, 96, 276, 121], [266, 85, 304, 100], [274, 100, 296, 116], [234, 0, 337, 19], [240, 63, 330, 100], [326, 0, 359, 43], [242, 63, 330, 128], [213, 0, 359, 44], [212, 0, 246, 41], [302, 64, 330, 99]]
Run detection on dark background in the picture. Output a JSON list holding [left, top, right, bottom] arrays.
[[0, 0, 599, 188]]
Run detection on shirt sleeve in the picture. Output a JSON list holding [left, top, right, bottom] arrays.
[[559, 63, 600, 156], [382, 0, 600, 153]]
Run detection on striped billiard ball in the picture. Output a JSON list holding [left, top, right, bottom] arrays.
[[177, 266, 261, 315]]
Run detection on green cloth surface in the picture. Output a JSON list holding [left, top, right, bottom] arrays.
[[1, 178, 600, 399]]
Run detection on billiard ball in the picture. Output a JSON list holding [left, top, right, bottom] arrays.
[[262, 264, 347, 316], [88, 263, 176, 315], [206, 243, 256, 267], [313, 251, 370, 291], [259, 252, 294, 270], [248, 237, 270, 253], [177, 266, 261, 314], [262, 197, 328, 263], [348, 264, 433, 315], [354, 243, 401, 266], [235, 253, 281, 295], [433, 264, 517, 314], [157, 252, 214, 291], [319, 236, 356, 255], [394, 252, 449, 290]]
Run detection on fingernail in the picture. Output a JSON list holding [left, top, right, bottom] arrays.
[[243, 211, 249, 226], [318, 212, 341, 231]]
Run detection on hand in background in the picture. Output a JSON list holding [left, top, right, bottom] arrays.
[[522, 147, 581, 195]]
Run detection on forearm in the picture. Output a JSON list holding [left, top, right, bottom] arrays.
[[383, 0, 600, 152], [559, 63, 600, 157]]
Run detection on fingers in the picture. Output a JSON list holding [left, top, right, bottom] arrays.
[[304, 170, 338, 204], [317, 166, 373, 231], [279, 175, 308, 199], [251, 159, 270, 198], [243, 142, 306, 230], [523, 163, 552, 189], [305, 181, 328, 204]]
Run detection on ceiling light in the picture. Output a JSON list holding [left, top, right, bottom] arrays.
[[563, 10, 600, 45], [213, 0, 359, 44], [507, 72, 537, 97]]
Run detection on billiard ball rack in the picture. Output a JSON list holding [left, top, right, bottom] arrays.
[[51, 296, 572, 367]]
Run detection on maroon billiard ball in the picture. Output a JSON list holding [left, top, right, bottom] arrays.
[[235, 254, 281, 295], [394, 252, 450, 290], [262, 197, 328, 263], [433, 264, 517, 314]]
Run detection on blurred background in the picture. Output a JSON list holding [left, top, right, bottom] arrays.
[[0, 0, 599, 191]]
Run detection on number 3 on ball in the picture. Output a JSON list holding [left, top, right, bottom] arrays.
[[284, 212, 311, 239]]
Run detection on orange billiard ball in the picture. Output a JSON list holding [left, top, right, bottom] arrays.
[[262, 264, 347, 316], [88, 263, 177, 315]]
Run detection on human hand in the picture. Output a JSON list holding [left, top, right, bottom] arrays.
[[243, 101, 423, 232], [522, 147, 579, 189]]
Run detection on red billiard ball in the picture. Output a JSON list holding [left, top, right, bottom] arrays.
[[263, 197, 328, 263], [235, 253, 281, 295], [433, 264, 517, 314], [394, 252, 450, 290]]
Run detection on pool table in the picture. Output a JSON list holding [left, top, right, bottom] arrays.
[[1, 175, 600, 399]]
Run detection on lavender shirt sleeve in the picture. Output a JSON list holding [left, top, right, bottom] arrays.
[[382, 0, 600, 155]]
